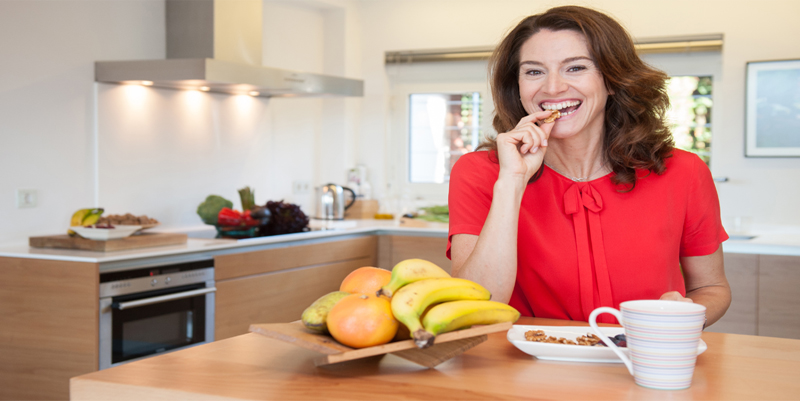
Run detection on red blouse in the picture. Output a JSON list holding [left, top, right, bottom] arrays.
[[446, 149, 728, 323]]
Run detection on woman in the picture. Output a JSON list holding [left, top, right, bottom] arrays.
[[447, 6, 731, 326]]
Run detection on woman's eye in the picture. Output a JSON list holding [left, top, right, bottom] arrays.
[[522, 69, 542, 76], [567, 65, 587, 72]]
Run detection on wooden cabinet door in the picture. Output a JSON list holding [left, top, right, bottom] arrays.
[[377, 235, 450, 273], [215, 236, 377, 280], [705, 253, 758, 335], [0, 257, 98, 400], [758, 254, 800, 339], [215, 257, 374, 340]]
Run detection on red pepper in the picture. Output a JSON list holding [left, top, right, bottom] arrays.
[[217, 207, 262, 227], [217, 207, 244, 226]]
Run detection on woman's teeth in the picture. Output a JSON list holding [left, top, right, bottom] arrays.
[[541, 100, 581, 117]]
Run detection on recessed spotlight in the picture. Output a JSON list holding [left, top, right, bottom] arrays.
[[199, 86, 210, 92], [141, 80, 153, 86], [248, 91, 260, 97]]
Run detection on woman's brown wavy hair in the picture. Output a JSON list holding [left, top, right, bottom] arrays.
[[484, 5, 674, 190]]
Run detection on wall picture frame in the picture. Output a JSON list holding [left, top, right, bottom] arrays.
[[745, 59, 800, 157]]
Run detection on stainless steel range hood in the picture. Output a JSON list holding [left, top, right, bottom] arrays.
[[95, 0, 363, 98]]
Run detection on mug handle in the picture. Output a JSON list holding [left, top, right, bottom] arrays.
[[589, 307, 633, 375]]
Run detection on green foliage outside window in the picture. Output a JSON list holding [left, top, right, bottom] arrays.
[[666, 76, 713, 165]]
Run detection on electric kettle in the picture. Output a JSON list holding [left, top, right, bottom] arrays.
[[314, 183, 356, 220]]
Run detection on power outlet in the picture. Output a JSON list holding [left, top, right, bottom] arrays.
[[292, 180, 311, 195], [16, 189, 38, 209]]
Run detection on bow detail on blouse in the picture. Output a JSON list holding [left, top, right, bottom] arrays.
[[564, 183, 615, 322]]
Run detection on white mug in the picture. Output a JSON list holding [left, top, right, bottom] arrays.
[[589, 300, 706, 390]]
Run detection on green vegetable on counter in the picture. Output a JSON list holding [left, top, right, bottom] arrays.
[[416, 205, 449, 223], [238, 186, 256, 211], [197, 195, 234, 225]]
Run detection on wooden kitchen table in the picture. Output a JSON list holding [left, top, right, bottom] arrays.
[[70, 317, 800, 400]]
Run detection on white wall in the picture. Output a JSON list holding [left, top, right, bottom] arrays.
[[0, 1, 165, 244], [0, 0, 359, 244], [356, 0, 800, 228]]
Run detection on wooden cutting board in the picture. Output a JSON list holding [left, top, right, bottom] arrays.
[[29, 232, 188, 252], [249, 320, 512, 368]]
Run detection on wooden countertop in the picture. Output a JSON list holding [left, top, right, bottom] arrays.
[[70, 317, 800, 400]]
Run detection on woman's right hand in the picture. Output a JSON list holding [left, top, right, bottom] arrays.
[[495, 110, 557, 184]]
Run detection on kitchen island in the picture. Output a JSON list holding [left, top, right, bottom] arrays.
[[70, 316, 800, 400]]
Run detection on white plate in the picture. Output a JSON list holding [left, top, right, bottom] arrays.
[[71, 225, 142, 241], [507, 325, 708, 363]]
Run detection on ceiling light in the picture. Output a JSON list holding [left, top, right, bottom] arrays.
[[140, 80, 153, 86], [248, 91, 260, 97], [199, 86, 210, 92]]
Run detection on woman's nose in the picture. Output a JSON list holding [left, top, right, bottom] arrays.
[[543, 73, 567, 94]]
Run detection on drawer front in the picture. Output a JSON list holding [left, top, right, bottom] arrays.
[[215, 256, 374, 340], [215, 236, 377, 280], [759, 254, 800, 339], [705, 253, 758, 335], [378, 235, 450, 274]]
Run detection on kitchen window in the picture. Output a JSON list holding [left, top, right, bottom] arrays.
[[640, 50, 720, 166], [666, 76, 713, 165], [408, 92, 482, 183], [388, 61, 493, 202]]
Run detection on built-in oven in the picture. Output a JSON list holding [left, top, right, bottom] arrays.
[[99, 259, 215, 370]]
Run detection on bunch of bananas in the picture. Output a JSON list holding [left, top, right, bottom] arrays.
[[381, 259, 520, 348], [68, 208, 104, 236], [301, 258, 519, 349]]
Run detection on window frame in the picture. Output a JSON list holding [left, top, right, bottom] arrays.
[[390, 81, 494, 203], [639, 51, 721, 167]]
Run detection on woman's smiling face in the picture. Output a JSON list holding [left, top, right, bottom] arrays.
[[518, 29, 610, 140]]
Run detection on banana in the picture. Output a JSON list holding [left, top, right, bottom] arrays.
[[390, 277, 491, 348], [421, 300, 520, 337], [301, 291, 350, 333], [70, 209, 91, 228], [82, 208, 104, 225], [377, 258, 450, 298], [68, 208, 104, 236]]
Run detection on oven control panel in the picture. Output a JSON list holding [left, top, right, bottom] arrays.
[[100, 262, 214, 298]]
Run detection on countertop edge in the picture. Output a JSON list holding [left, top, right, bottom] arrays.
[[0, 222, 450, 264], [3, 221, 800, 263]]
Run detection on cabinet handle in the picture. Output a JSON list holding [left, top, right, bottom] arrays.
[[113, 287, 216, 310]]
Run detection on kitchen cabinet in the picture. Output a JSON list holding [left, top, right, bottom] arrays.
[[759, 255, 800, 338], [0, 257, 99, 401], [707, 253, 800, 340], [377, 235, 451, 273], [214, 235, 378, 340], [705, 253, 759, 335]]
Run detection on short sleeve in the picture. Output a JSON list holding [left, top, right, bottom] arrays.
[[680, 154, 729, 256], [446, 152, 498, 259]]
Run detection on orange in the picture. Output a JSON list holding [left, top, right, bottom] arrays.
[[326, 294, 399, 348], [339, 266, 392, 295]]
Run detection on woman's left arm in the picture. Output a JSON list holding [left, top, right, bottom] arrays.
[[661, 245, 731, 327]]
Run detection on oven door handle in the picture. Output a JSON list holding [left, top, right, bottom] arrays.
[[112, 287, 217, 310]]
